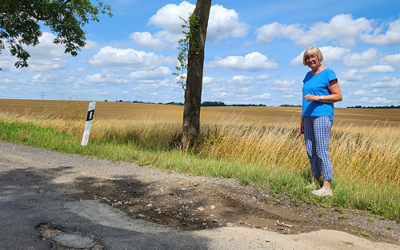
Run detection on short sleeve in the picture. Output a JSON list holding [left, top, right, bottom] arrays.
[[327, 69, 337, 82]]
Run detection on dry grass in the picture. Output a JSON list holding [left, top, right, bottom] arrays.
[[198, 113, 400, 187], [1, 100, 399, 187]]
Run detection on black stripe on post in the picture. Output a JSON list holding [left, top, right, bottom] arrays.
[[86, 110, 95, 121]]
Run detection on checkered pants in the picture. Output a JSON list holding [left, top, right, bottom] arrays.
[[303, 116, 333, 180]]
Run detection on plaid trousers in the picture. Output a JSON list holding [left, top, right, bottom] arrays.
[[303, 116, 334, 180]]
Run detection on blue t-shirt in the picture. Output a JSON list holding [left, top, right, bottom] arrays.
[[302, 68, 337, 121]]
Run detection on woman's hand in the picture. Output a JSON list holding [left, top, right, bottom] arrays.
[[304, 94, 320, 102], [299, 116, 304, 134]]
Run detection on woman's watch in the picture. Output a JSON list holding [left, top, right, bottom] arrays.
[[319, 96, 324, 102]]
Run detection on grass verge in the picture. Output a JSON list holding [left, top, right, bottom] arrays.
[[0, 119, 399, 222]]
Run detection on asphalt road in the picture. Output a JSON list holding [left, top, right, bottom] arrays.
[[0, 141, 211, 250]]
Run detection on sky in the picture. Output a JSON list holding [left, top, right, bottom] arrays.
[[1, 0, 400, 107]]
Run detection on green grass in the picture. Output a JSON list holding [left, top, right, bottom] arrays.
[[361, 231, 371, 237], [0, 119, 399, 223]]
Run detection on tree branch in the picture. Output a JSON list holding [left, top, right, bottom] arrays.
[[1, 0, 74, 21]]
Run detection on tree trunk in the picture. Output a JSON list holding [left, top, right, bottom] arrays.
[[181, 0, 212, 148]]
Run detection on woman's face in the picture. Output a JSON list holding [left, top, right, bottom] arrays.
[[305, 53, 320, 69]]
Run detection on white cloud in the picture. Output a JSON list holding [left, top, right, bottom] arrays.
[[131, 2, 249, 50], [148, 1, 194, 33], [22, 32, 98, 57], [361, 17, 400, 45], [203, 75, 267, 98], [83, 73, 129, 84], [0, 78, 17, 84], [89, 46, 175, 70], [4, 57, 68, 73], [359, 65, 394, 74], [256, 14, 372, 47], [130, 31, 182, 51], [76, 68, 88, 74], [290, 46, 350, 66], [342, 48, 378, 67], [360, 97, 392, 104], [340, 69, 365, 81], [338, 79, 360, 87], [128, 67, 172, 79], [256, 22, 306, 45], [238, 87, 250, 93], [213, 92, 231, 98], [369, 77, 400, 88], [320, 46, 352, 64], [340, 65, 395, 81], [271, 80, 299, 94], [203, 76, 215, 85], [27, 58, 68, 72], [207, 4, 249, 43], [256, 74, 271, 80], [272, 80, 296, 87], [211, 52, 278, 71], [253, 93, 271, 99], [231, 75, 255, 85], [352, 89, 385, 96], [31, 73, 66, 83], [0, 33, 70, 72], [32, 74, 41, 81], [380, 53, 400, 67], [83, 40, 98, 50], [25, 32, 66, 58], [80, 67, 173, 86]]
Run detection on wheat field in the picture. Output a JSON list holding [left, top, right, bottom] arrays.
[[1, 99, 399, 187], [1, 99, 400, 128]]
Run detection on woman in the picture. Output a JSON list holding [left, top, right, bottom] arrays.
[[299, 46, 342, 196]]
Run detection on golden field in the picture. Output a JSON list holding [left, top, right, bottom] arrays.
[[1, 98, 399, 220], [1, 99, 400, 128], [1, 98, 399, 185], [1, 98, 399, 186]]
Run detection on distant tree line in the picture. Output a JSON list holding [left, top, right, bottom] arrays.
[[166, 101, 184, 105], [347, 105, 400, 109], [201, 101, 266, 107], [279, 104, 301, 107], [201, 101, 226, 106], [230, 104, 266, 107], [106, 100, 267, 107]]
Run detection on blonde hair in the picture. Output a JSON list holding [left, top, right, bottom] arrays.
[[303, 46, 323, 66]]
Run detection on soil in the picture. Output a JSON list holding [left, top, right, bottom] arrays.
[[70, 165, 400, 245]]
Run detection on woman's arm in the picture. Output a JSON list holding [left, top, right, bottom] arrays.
[[303, 79, 342, 103], [299, 116, 304, 134]]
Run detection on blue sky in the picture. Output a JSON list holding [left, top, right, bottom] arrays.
[[1, 0, 400, 107]]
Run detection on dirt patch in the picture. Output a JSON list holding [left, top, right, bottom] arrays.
[[70, 173, 400, 245]]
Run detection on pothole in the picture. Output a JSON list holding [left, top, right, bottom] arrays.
[[37, 224, 103, 250]]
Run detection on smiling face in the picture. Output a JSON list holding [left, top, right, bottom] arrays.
[[305, 53, 321, 69], [302, 46, 323, 67]]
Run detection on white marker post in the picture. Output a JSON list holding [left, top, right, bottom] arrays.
[[81, 102, 96, 146]]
